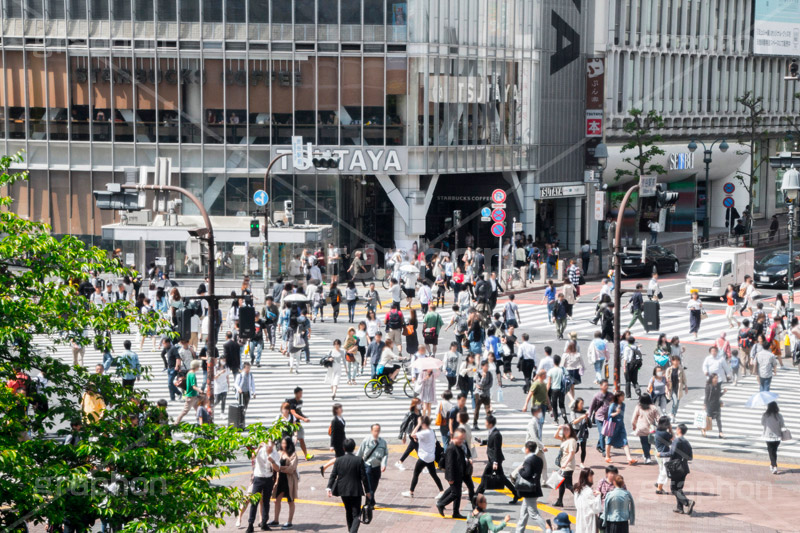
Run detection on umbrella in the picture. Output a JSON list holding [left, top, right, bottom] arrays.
[[411, 357, 444, 370], [399, 263, 419, 274], [283, 293, 310, 303], [745, 391, 779, 409]]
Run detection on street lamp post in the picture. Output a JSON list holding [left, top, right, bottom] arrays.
[[781, 166, 800, 319], [594, 143, 609, 273], [688, 139, 729, 244]]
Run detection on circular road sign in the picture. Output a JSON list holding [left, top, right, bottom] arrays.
[[481, 207, 491, 217], [253, 190, 269, 206], [491, 209, 506, 223], [723, 196, 735, 209], [491, 222, 506, 238], [723, 182, 735, 195], [491, 189, 507, 204]]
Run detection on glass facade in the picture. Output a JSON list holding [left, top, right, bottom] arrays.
[[0, 0, 544, 255]]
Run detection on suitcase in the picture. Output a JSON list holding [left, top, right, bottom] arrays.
[[228, 403, 246, 429], [643, 300, 660, 332]]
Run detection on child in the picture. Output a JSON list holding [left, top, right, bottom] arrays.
[[729, 349, 741, 386], [312, 285, 325, 322]]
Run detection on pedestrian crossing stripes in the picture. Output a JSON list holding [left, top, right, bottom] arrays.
[[35, 331, 537, 443], [673, 370, 800, 459]]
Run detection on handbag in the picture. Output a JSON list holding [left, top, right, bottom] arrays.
[[404, 324, 415, 336], [345, 352, 356, 363], [700, 309, 709, 320], [360, 502, 374, 524], [485, 471, 506, 490], [601, 419, 616, 437], [423, 326, 437, 343], [434, 403, 444, 426], [515, 475, 535, 494], [293, 332, 306, 348], [781, 428, 793, 441], [545, 470, 565, 489], [665, 458, 687, 479], [693, 410, 710, 430]]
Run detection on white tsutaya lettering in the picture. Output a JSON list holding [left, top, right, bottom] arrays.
[[349, 150, 367, 171], [385, 150, 402, 171], [366, 149, 383, 169]]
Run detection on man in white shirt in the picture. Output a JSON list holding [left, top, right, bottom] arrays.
[[648, 220, 660, 244], [289, 255, 303, 282], [327, 243, 341, 284], [538, 346, 555, 374], [235, 362, 257, 411], [517, 333, 537, 394], [308, 261, 323, 285], [390, 278, 402, 307], [418, 281, 432, 314], [702, 346, 730, 383], [245, 441, 281, 531], [647, 272, 660, 301], [90, 286, 106, 308]]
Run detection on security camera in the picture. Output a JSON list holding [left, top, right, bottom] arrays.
[[284, 200, 293, 212]]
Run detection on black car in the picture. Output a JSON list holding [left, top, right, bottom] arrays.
[[754, 250, 800, 288], [620, 245, 680, 277]]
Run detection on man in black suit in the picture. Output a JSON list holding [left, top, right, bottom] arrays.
[[475, 414, 518, 502], [474, 248, 485, 277], [223, 331, 241, 377], [437, 427, 468, 519], [514, 441, 547, 531], [326, 438, 371, 533]]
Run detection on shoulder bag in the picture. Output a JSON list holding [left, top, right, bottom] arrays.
[[601, 419, 616, 437]]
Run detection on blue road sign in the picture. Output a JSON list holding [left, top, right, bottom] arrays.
[[481, 207, 491, 217], [723, 196, 735, 209], [253, 190, 269, 206], [491, 209, 506, 223], [491, 223, 506, 237]]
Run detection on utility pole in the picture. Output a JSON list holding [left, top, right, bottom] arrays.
[[613, 184, 639, 393]]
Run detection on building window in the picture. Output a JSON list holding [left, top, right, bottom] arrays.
[[133, 0, 152, 20], [248, 0, 267, 22], [340, 0, 359, 24], [179, 0, 198, 21], [68, 0, 86, 18], [225, 0, 244, 22], [155, 0, 175, 20], [90, 0, 108, 18], [294, 0, 313, 24], [318, 0, 336, 23], [24, 0, 43, 18], [272, 0, 291, 23], [364, 0, 383, 24], [112, 0, 130, 20], [48, 0, 66, 18]]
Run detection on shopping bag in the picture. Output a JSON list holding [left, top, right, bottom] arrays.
[[496, 387, 504, 403], [545, 470, 565, 489], [601, 419, 616, 437], [693, 410, 708, 429]]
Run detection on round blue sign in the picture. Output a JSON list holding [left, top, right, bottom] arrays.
[[491, 209, 506, 223], [491, 223, 506, 237], [723, 196, 735, 209], [481, 207, 491, 217], [253, 190, 269, 206], [723, 182, 735, 194]]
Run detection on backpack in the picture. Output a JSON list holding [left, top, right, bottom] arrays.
[[738, 327, 754, 351], [455, 314, 468, 334], [738, 286, 747, 299], [465, 511, 484, 533], [387, 310, 403, 329]]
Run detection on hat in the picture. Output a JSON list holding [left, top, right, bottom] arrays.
[[554, 512, 571, 528], [690, 288, 699, 294], [568, 331, 578, 340]]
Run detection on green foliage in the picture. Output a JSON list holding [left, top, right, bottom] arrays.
[[0, 152, 286, 532], [614, 109, 667, 183]]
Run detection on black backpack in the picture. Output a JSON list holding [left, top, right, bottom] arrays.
[[465, 511, 484, 533], [387, 310, 403, 329]]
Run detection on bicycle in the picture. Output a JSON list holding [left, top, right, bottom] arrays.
[[364, 360, 416, 399]]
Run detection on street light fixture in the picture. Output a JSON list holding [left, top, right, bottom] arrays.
[[687, 138, 729, 243], [782, 166, 800, 318], [593, 143, 609, 273]]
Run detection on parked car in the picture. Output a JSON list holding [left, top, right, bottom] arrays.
[[620, 245, 680, 277], [754, 250, 800, 288]]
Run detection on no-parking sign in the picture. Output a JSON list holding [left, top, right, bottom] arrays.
[[491, 223, 506, 237], [491, 209, 506, 223], [723, 197, 735, 209]]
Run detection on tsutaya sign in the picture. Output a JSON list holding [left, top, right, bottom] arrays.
[[271, 147, 407, 174]]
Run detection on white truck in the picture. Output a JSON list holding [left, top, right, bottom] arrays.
[[685, 247, 754, 297]]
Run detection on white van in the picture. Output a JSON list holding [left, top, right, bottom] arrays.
[[685, 247, 754, 297]]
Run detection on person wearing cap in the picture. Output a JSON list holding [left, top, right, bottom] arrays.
[[546, 512, 573, 532]]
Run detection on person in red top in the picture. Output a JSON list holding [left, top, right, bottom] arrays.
[[722, 284, 739, 328], [452, 268, 465, 301], [7, 370, 30, 395]]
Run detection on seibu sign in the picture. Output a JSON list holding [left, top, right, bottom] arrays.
[[271, 147, 407, 174]]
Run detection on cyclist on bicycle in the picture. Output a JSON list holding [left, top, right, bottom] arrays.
[[377, 338, 403, 392]]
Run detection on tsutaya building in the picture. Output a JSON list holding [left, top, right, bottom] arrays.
[[0, 0, 591, 278]]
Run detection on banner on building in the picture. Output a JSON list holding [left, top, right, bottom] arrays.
[[585, 58, 604, 137], [754, 0, 800, 56]]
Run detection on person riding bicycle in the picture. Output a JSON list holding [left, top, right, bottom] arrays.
[[377, 338, 404, 392]]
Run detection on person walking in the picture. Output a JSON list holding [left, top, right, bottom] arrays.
[[458, 352, 478, 408], [562, 342, 584, 404], [321, 403, 347, 476], [475, 415, 519, 502], [762, 401, 790, 474], [702, 374, 726, 438], [546, 355, 568, 425], [327, 438, 371, 533], [245, 441, 280, 533], [665, 424, 695, 515], [512, 441, 547, 533], [345, 281, 359, 323], [603, 475, 635, 532], [754, 339, 778, 392], [270, 436, 299, 529], [624, 284, 646, 330], [355, 321, 369, 375], [723, 284, 739, 328], [384, 304, 405, 352], [517, 334, 537, 394], [569, 398, 590, 469], [622, 336, 643, 399], [573, 468, 602, 533], [286, 387, 314, 461], [646, 366, 670, 414], [470, 494, 511, 533], [687, 291, 704, 339], [404, 309, 420, 356], [631, 394, 660, 464], [356, 423, 389, 506], [118, 340, 141, 390], [653, 415, 673, 495], [312, 285, 326, 323], [329, 282, 343, 323], [604, 391, 637, 465], [588, 380, 614, 455], [213, 357, 229, 414], [175, 360, 203, 424], [324, 339, 344, 400], [422, 304, 444, 355], [343, 328, 360, 386], [401, 416, 445, 499], [436, 427, 469, 519], [473, 360, 493, 430], [395, 398, 422, 470], [366, 331, 385, 379], [552, 424, 578, 508], [587, 332, 608, 384], [553, 294, 569, 340], [235, 362, 256, 412]]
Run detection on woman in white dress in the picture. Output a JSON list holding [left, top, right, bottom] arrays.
[[418, 369, 437, 411], [573, 467, 602, 533], [324, 339, 344, 400]]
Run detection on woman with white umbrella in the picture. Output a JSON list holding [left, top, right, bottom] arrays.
[[412, 356, 443, 417]]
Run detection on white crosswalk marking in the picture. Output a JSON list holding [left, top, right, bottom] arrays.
[[674, 370, 800, 458], [36, 331, 534, 442]]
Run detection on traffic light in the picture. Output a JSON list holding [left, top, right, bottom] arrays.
[[656, 183, 679, 208], [238, 306, 256, 338], [250, 218, 260, 238], [175, 307, 193, 342], [93, 190, 143, 211], [312, 156, 340, 169], [789, 59, 799, 80]]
